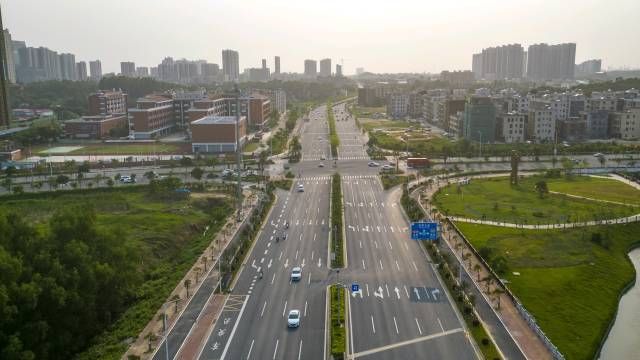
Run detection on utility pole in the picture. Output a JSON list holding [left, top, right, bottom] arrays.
[[234, 84, 242, 222], [0, 3, 11, 129]]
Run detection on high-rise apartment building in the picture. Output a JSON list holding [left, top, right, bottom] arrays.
[[89, 60, 102, 81], [0, 19, 10, 127], [76, 61, 88, 81], [575, 59, 602, 77], [304, 59, 317, 77], [120, 61, 136, 77], [319, 58, 331, 77], [136, 67, 149, 77], [222, 49, 240, 82], [2, 29, 15, 83], [526, 43, 576, 81], [59, 53, 77, 81], [274, 56, 280, 74], [336, 64, 343, 77], [261, 59, 267, 69], [473, 44, 524, 80]]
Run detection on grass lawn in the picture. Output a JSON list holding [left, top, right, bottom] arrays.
[[456, 222, 640, 360], [243, 140, 261, 153], [547, 176, 640, 206], [356, 106, 386, 114], [0, 187, 233, 359], [361, 119, 413, 132], [39, 143, 183, 155], [433, 175, 638, 224]]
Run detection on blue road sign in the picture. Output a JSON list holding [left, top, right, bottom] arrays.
[[411, 222, 438, 240], [351, 283, 359, 292]]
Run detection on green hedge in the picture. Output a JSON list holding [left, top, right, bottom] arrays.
[[331, 173, 344, 267], [327, 102, 340, 157], [330, 285, 346, 359]]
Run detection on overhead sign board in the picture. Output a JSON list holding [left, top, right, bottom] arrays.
[[411, 222, 438, 240]]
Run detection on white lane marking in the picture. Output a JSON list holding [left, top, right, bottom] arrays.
[[395, 260, 401, 271], [298, 340, 303, 360], [385, 284, 390, 297], [282, 301, 287, 317], [279, 251, 283, 261], [260, 257, 265, 264], [264, 250, 268, 255], [220, 295, 249, 359], [273, 339, 279, 360], [284, 258, 289, 268], [404, 286, 410, 299], [295, 250, 299, 260], [413, 288, 421, 301], [362, 259, 366, 270], [268, 259, 273, 269], [360, 241, 362, 248], [393, 316, 399, 334], [304, 301, 308, 316], [412, 261, 418, 272], [438, 318, 445, 332], [299, 233, 303, 241], [311, 251, 314, 260], [415, 318, 423, 335], [374, 241, 378, 249], [247, 339, 255, 359], [388, 241, 393, 250], [313, 233, 317, 242], [366, 284, 370, 297], [271, 273, 276, 285], [261, 301, 267, 317], [394, 287, 400, 299], [308, 273, 311, 285], [371, 316, 376, 334], [379, 259, 384, 270], [403, 242, 409, 251]]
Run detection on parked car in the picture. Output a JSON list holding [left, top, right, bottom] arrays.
[[287, 309, 300, 328]]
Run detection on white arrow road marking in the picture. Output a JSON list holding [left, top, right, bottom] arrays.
[[376, 226, 381, 232], [374, 241, 378, 249], [301, 258, 306, 268], [345, 201, 352, 206], [359, 241, 362, 248], [270, 235, 274, 241], [374, 286, 384, 299], [321, 219, 325, 225], [414, 288, 421, 301], [313, 233, 317, 241], [395, 260, 401, 271], [388, 241, 393, 250], [309, 219, 313, 225], [348, 225, 356, 231], [296, 220, 299, 225], [390, 226, 394, 232], [299, 233, 302, 241], [379, 259, 383, 270], [394, 287, 401, 299], [381, 202, 385, 207], [351, 289, 363, 298], [264, 250, 268, 255], [432, 288, 441, 300], [311, 251, 314, 260], [317, 258, 322, 267]]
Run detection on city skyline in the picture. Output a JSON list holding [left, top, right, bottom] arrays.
[[2, 0, 640, 75]]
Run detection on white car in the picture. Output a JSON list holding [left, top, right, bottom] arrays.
[[593, 153, 604, 157], [382, 164, 393, 171], [297, 184, 304, 192], [318, 162, 325, 168], [287, 309, 301, 328], [290, 267, 302, 281], [368, 161, 379, 167]]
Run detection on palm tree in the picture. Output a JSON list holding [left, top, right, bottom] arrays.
[[493, 288, 506, 310], [473, 263, 482, 281], [184, 279, 191, 298]]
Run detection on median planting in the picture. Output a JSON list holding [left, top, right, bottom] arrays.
[[330, 285, 346, 359], [331, 173, 344, 267]]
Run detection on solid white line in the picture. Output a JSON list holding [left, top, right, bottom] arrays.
[[412, 261, 418, 272], [298, 340, 303, 360], [282, 301, 287, 317], [220, 295, 250, 360], [415, 318, 423, 335], [247, 339, 255, 359], [352, 328, 464, 359], [261, 301, 267, 317], [438, 317, 445, 332], [272, 339, 279, 360], [371, 316, 376, 334], [393, 316, 399, 334], [271, 273, 276, 285]]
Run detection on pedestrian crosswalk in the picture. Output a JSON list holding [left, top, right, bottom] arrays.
[[297, 175, 378, 181], [301, 155, 328, 161], [337, 156, 370, 160]]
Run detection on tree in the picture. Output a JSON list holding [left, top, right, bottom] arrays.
[[534, 180, 548, 199], [106, 178, 114, 187], [473, 263, 482, 281], [184, 279, 192, 298], [598, 155, 606, 167], [12, 184, 24, 195], [1, 178, 12, 192], [493, 288, 506, 310], [56, 174, 70, 186], [191, 167, 204, 181]]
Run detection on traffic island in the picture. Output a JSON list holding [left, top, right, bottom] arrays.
[[330, 173, 345, 267], [329, 285, 347, 360]]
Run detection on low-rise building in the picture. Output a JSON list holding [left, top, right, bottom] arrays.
[[463, 97, 496, 142], [190, 115, 247, 153], [558, 116, 587, 141], [609, 110, 640, 140], [386, 93, 409, 119], [527, 102, 555, 143], [88, 90, 128, 116], [500, 112, 526, 143], [584, 110, 609, 139], [64, 114, 128, 139], [129, 94, 175, 139]]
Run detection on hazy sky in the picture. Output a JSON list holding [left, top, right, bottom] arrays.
[[3, 0, 639, 75]]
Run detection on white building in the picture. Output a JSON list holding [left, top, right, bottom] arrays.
[[501, 112, 526, 143], [528, 104, 555, 142], [386, 94, 409, 119]]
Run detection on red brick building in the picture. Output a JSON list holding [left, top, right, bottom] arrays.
[[64, 114, 128, 139], [88, 90, 128, 116], [129, 94, 175, 139]]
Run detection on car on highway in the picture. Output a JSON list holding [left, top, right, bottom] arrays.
[[382, 164, 393, 171], [287, 309, 300, 328], [119, 176, 136, 184], [594, 153, 604, 157], [368, 161, 379, 167], [297, 184, 304, 192], [291, 267, 302, 281], [318, 162, 325, 167]]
